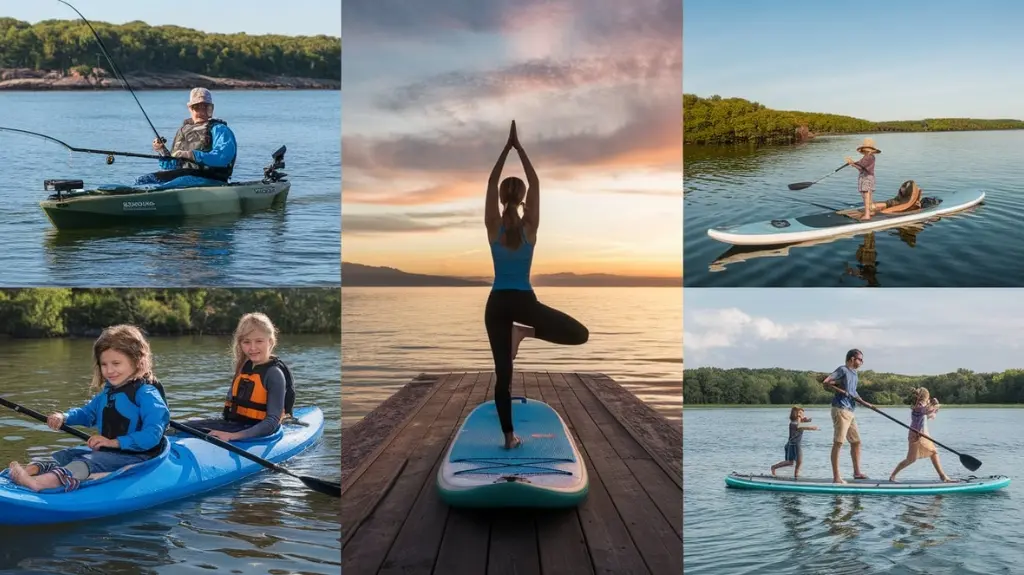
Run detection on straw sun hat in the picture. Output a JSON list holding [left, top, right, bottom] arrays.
[[856, 137, 881, 154]]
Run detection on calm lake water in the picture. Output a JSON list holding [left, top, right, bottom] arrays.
[[684, 407, 1024, 574], [0, 90, 340, 287], [0, 334, 340, 574], [341, 287, 683, 427], [684, 132, 1023, 287]]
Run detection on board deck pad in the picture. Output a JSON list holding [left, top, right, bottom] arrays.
[[449, 399, 576, 473]]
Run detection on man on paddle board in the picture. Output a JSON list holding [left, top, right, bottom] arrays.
[[136, 87, 238, 188], [822, 349, 874, 484]]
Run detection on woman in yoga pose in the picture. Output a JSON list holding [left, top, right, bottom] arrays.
[[484, 120, 589, 449]]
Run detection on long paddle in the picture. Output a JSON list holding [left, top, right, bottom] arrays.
[[0, 396, 92, 442], [826, 385, 982, 471], [169, 420, 340, 498], [788, 163, 848, 191], [0, 396, 339, 497]]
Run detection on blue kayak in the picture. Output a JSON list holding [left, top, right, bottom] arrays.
[[437, 397, 588, 508], [0, 406, 324, 526], [725, 472, 1010, 495]]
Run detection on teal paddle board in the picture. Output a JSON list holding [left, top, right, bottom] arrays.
[[725, 472, 1010, 495], [437, 397, 588, 508]]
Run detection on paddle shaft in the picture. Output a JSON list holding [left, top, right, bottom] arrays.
[[168, 420, 300, 477], [0, 396, 91, 442], [789, 163, 848, 190], [826, 385, 964, 456]]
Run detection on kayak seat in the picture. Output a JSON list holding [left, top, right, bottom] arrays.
[[879, 180, 923, 214], [9, 440, 173, 494]]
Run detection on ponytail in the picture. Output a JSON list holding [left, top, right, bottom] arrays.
[[501, 201, 524, 250]]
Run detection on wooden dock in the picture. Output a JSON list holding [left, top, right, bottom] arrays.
[[341, 371, 682, 575]]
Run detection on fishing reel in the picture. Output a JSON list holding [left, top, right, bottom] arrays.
[[262, 145, 288, 183]]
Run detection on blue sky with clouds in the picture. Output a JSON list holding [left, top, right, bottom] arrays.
[[4, 0, 340, 36], [685, 289, 1024, 374], [684, 0, 1024, 121]]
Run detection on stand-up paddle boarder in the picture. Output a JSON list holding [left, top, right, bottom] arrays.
[[822, 349, 874, 484]]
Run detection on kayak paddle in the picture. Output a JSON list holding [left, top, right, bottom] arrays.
[[826, 385, 982, 471], [788, 163, 848, 190], [169, 420, 341, 498], [0, 396, 92, 442]]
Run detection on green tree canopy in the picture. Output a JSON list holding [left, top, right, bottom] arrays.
[[0, 17, 340, 80], [684, 367, 1023, 405]]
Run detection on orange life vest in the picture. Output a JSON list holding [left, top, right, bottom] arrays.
[[223, 357, 296, 424]]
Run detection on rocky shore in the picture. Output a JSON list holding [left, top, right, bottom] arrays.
[[0, 67, 340, 91]]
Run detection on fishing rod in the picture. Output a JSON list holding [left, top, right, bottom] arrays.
[[0, 127, 164, 162], [57, 0, 166, 145]]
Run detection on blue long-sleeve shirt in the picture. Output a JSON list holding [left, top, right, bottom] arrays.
[[158, 123, 237, 171], [64, 382, 170, 452]]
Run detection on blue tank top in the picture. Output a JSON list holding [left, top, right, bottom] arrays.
[[490, 225, 534, 290]]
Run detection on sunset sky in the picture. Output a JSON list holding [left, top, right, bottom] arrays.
[[342, 0, 683, 278]]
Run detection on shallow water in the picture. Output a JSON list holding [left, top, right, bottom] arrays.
[[684, 132, 1024, 287], [0, 335, 341, 574], [0, 90, 340, 287], [341, 287, 683, 427], [684, 407, 1024, 574]]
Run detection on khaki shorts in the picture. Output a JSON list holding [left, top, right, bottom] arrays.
[[831, 406, 861, 445]]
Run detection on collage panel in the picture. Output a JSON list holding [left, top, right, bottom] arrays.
[[341, 0, 682, 573], [684, 0, 1020, 288], [0, 288, 341, 572], [684, 288, 1023, 573], [0, 1, 341, 288]]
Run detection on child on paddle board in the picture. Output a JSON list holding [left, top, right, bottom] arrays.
[[183, 312, 296, 441], [846, 138, 881, 220], [889, 387, 955, 482], [770, 406, 818, 478], [6, 325, 169, 492]]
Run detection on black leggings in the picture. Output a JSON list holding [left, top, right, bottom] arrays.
[[485, 289, 589, 433]]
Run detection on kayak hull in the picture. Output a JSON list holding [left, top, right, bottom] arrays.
[[725, 472, 1010, 495], [0, 406, 323, 526], [707, 190, 985, 246], [39, 180, 290, 230]]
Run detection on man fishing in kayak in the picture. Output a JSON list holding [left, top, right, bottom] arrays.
[[822, 349, 874, 484], [136, 87, 238, 189]]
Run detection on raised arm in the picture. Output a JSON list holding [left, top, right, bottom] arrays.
[[486, 123, 516, 232], [517, 140, 540, 231]]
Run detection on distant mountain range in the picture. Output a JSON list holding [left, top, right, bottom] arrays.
[[342, 262, 681, 287]]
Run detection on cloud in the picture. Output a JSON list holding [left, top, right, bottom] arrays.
[[342, 210, 477, 234], [378, 51, 681, 112], [684, 308, 847, 352]]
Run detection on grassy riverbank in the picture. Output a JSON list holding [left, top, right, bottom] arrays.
[[684, 94, 1024, 145]]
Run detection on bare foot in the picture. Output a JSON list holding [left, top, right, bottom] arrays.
[[833, 477, 847, 484], [771, 468, 777, 476], [854, 474, 869, 480], [503, 434, 522, 449], [8, 462, 40, 491], [889, 475, 898, 482], [511, 325, 530, 361], [941, 476, 956, 483]]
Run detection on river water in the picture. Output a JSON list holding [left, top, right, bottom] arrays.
[[0, 90, 341, 287], [0, 334, 341, 574]]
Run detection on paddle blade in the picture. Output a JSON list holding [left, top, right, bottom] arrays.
[[960, 454, 983, 472], [788, 182, 813, 191], [301, 475, 341, 497]]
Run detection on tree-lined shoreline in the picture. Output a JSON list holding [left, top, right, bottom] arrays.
[[0, 17, 340, 90], [685, 367, 1024, 405], [684, 94, 1024, 145], [0, 289, 340, 338]]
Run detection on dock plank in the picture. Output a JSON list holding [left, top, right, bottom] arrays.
[[342, 371, 681, 575]]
